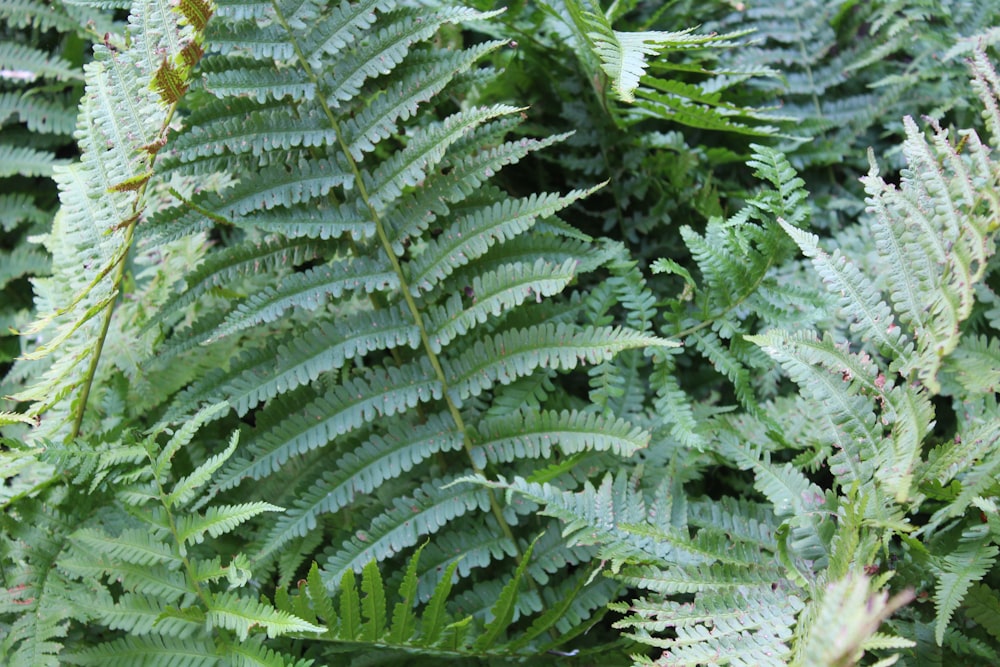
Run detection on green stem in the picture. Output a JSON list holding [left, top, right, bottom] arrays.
[[68, 212, 136, 441], [68, 105, 184, 441]]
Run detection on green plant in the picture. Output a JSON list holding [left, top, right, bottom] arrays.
[[4, 0, 668, 662], [4, 0, 1000, 664], [0, 0, 117, 403], [474, 46, 1000, 665]]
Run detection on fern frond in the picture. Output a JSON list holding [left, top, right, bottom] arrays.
[[0, 42, 83, 82], [963, 583, 1000, 644], [209, 257, 399, 339], [66, 635, 218, 667], [205, 62, 314, 103], [0, 91, 77, 135], [546, 0, 785, 138], [792, 573, 914, 667], [152, 236, 322, 327], [71, 528, 179, 567], [444, 324, 670, 402], [207, 591, 325, 640], [30, 1, 676, 661], [779, 219, 911, 362], [167, 305, 419, 420], [82, 591, 185, 637], [254, 412, 464, 561], [406, 187, 596, 294], [11, 0, 212, 439], [214, 359, 441, 487], [0, 144, 60, 177], [320, 479, 490, 587], [470, 409, 648, 468], [174, 502, 282, 547], [425, 259, 578, 351], [613, 584, 801, 666], [933, 526, 999, 645], [0, 503, 80, 667]]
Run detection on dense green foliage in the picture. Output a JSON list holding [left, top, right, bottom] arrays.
[[2, 0, 1000, 665]]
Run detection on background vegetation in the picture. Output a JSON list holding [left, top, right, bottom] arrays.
[[2, 0, 1000, 665]]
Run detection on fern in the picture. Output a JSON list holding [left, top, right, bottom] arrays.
[[653, 143, 829, 421], [540, 0, 787, 135], [8, 0, 213, 440], [742, 47, 1000, 658], [7, 0, 1000, 664], [77, 0, 677, 662], [0, 405, 325, 665], [0, 0, 110, 409]]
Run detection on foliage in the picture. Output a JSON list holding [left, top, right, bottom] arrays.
[[3, 0, 1000, 665], [0, 0, 113, 397]]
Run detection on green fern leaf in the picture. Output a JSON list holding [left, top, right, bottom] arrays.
[[321, 480, 490, 587], [339, 567, 362, 640], [207, 591, 324, 640], [470, 409, 648, 468], [474, 537, 538, 651], [175, 502, 283, 547], [214, 360, 441, 488], [388, 544, 424, 643], [444, 324, 671, 403], [0, 144, 61, 177], [210, 257, 399, 339], [933, 527, 999, 645], [366, 103, 513, 205], [237, 202, 375, 241], [168, 305, 418, 421], [221, 635, 313, 667], [0, 42, 82, 82], [793, 573, 914, 667], [420, 559, 463, 646], [166, 430, 240, 507], [216, 157, 353, 217], [425, 259, 578, 351], [72, 528, 178, 567], [964, 583, 1000, 643], [66, 635, 217, 667], [723, 440, 827, 520], [384, 132, 575, 252], [0, 0, 100, 35], [297, 0, 423, 71], [153, 236, 322, 327], [11, 0, 211, 438], [307, 561, 337, 626], [0, 91, 77, 135], [616, 561, 783, 596], [407, 188, 598, 293], [360, 559, 387, 640], [320, 8, 499, 108], [255, 412, 463, 560], [205, 63, 314, 103], [84, 591, 181, 637], [343, 41, 508, 161], [779, 219, 910, 362]]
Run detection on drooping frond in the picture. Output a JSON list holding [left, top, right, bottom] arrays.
[[9, 0, 212, 440], [542, 0, 787, 134]]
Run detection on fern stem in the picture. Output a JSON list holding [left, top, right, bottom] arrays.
[[68, 222, 136, 441], [144, 444, 218, 615], [67, 102, 180, 441], [269, 0, 527, 567]]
